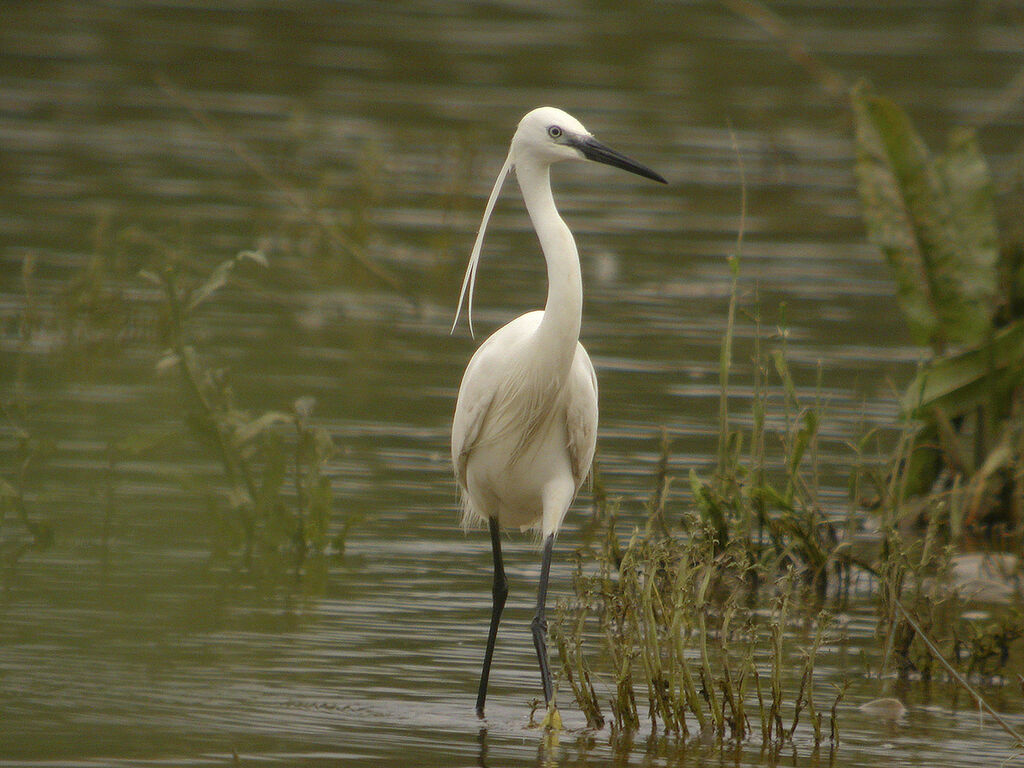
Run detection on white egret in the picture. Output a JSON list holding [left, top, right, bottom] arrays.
[[451, 106, 666, 719]]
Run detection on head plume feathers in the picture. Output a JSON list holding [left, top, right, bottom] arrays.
[[451, 149, 514, 338]]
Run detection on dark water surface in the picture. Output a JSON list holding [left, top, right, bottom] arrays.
[[3, 1, 1024, 766]]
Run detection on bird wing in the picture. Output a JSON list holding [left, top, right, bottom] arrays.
[[453, 315, 597, 493], [451, 313, 544, 492], [565, 343, 599, 488], [451, 361, 494, 494]]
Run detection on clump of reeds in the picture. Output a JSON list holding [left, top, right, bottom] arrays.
[[552, 249, 853, 748], [553, 501, 847, 750]]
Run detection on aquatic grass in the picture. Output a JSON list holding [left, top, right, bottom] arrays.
[[126, 244, 353, 577], [553, 598, 605, 729], [0, 426, 56, 584], [1, 256, 57, 584], [548, 135, 863, 742], [896, 598, 1024, 746], [554, 502, 842, 746], [728, 0, 1024, 541], [553, 419, 1024, 751], [553, 237, 1024, 753]]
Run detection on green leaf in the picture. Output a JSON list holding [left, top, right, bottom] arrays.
[[138, 269, 163, 286], [771, 350, 797, 405], [237, 248, 269, 267], [155, 349, 180, 374], [902, 318, 1024, 418], [115, 426, 183, 455], [935, 127, 1000, 334], [233, 411, 293, 445], [851, 81, 941, 344], [186, 250, 268, 313], [688, 469, 716, 518], [977, 438, 1013, 480], [187, 259, 236, 312], [0, 476, 18, 498], [851, 81, 997, 348], [901, 423, 944, 499], [755, 483, 794, 513], [788, 410, 818, 475]]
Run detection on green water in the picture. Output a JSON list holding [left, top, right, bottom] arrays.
[[2, 1, 1023, 766]]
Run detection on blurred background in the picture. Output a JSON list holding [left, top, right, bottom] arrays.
[[2, 1, 1024, 766]]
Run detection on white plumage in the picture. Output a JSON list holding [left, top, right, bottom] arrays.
[[450, 106, 665, 719], [453, 310, 598, 534]]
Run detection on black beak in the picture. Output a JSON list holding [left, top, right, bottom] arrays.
[[570, 135, 667, 184]]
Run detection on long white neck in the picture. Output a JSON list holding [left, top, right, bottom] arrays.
[[515, 159, 582, 376]]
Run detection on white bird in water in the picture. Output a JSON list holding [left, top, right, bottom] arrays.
[[450, 106, 666, 719]]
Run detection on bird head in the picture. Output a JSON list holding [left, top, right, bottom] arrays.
[[452, 107, 665, 337], [511, 106, 667, 183]]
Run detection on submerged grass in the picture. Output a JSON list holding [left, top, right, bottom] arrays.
[[1, 228, 364, 586], [1, 77, 402, 584], [553, 355, 848, 748], [1, 256, 56, 586], [552, 255, 1024, 750], [133, 243, 356, 577]]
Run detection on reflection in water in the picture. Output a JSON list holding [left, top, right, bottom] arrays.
[[472, 724, 845, 768], [1, 1, 1024, 767], [535, 728, 560, 768], [478, 727, 490, 767]]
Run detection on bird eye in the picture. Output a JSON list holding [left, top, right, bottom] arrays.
[[547, 125, 562, 139]]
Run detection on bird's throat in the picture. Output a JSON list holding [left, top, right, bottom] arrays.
[[516, 161, 583, 378]]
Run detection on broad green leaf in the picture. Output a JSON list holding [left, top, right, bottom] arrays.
[[901, 423, 944, 499], [1010, 245, 1024, 309], [852, 81, 941, 344], [851, 81, 996, 348], [902, 318, 1024, 418], [934, 127, 999, 338]]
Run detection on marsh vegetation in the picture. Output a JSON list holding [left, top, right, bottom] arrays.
[[3, 3, 1024, 767], [549, 81, 1024, 754]]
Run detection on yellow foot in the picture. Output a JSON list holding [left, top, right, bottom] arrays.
[[540, 702, 563, 732]]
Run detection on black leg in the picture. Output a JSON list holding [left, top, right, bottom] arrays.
[[476, 516, 508, 718], [530, 533, 555, 705]]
